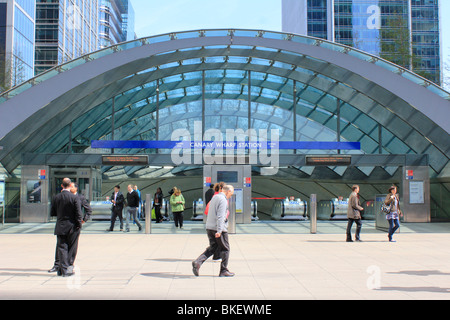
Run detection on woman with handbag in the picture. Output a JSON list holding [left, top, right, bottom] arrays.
[[384, 185, 403, 242], [170, 187, 185, 229]]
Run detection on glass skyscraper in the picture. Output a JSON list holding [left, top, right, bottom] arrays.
[[0, 0, 36, 89], [282, 0, 442, 85], [99, 0, 135, 49], [35, 0, 99, 75]]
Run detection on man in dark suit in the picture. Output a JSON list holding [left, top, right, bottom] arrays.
[[48, 182, 91, 274], [50, 178, 83, 277], [107, 185, 124, 231], [69, 182, 91, 269]]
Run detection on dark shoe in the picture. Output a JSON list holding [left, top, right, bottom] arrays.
[[346, 239, 353, 242], [138, 226, 142, 231], [192, 261, 200, 277], [219, 270, 235, 277], [48, 266, 58, 273], [106, 229, 113, 232], [62, 272, 74, 277]]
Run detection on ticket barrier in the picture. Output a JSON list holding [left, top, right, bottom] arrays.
[[317, 198, 349, 220], [193, 198, 258, 221], [192, 199, 204, 221], [271, 197, 308, 221], [90, 200, 113, 220], [91, 199, 168, 221], [251, 200, 259, 221]]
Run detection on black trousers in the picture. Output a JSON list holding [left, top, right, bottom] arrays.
[[154, 205, 163, 222], [195, 229, 230, 274], [56, 229, 80, 275], [173, 211, 184, 227], [346, 218, 362, 241], [53, 229, 81, 270], [109, 208, 123, 230]]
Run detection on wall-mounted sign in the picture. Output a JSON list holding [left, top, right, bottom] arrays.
[[102, 155, 149, 166], [305, 156, 352, 166]]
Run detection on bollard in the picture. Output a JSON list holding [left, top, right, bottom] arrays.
[[145, 194, 151, 234], [310, 194, 317, 234]]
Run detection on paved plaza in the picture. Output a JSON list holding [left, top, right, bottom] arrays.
[[0, 221, 450, 300]]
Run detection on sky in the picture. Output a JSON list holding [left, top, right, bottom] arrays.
[[130, 0, 449, 90], [131, 0, 282, 38]]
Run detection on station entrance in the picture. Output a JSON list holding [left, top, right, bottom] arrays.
[[15, 153, 432, 233]]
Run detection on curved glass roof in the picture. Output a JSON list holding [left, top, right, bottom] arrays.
[[0, 29, 449, 177]]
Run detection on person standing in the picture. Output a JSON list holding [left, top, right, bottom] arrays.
[[134, 185, 142, 220], [107, 185, 124, 232], [385, 185, 403, 242], [68, 182, 91, 270], [170, 187, 185, 229], [346, 185, 364, 242], [192, 184, 235, 277], [205, 184, 215, 205], [125, 184, 142, 232], [153, 187, 164, 223], [49, 178, 83, 277]]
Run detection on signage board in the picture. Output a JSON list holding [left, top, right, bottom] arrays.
[[305, 156, 352, 166], [102, 155, 149, 166]]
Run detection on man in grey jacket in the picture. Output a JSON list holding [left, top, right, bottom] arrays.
[[192, 184, 234, 277], [346, 185, 364, 242]]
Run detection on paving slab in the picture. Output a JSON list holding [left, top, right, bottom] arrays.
[[0, 221, 450, 300]]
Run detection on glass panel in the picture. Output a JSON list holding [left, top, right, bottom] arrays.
[[26, 181, 42, 203]]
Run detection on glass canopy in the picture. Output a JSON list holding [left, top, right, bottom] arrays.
[[0, 29, 449, 177]]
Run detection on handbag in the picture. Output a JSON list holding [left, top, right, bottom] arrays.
[[380, 203, 391, 214]]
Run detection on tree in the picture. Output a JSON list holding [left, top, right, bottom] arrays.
[[379, 15, 415, 71]]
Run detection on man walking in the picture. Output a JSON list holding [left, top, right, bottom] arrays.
[[125, 184, 142, 232], [50, 178, 83, 277], [107, 185, 124, 231], [192, 184, 235, 277], [346, 185, 364, 242]]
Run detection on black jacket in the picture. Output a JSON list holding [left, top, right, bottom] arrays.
[[111, 191, 125, 211], [50, 190, 83, 236], [205, 188, 215, 205], [78, 193, 92, 222], [126, 190, 140, 208], [153, 192, 163, 207]]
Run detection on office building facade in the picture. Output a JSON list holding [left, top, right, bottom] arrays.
[[35, 0, 99, 75], [0, 0, 36, 90], [99, 0, 135, 49], [282, 0, 442, 85]]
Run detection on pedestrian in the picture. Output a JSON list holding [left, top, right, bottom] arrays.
[[192, 184, 235, 277], [385, 185, 403, 242], [205, 183, 215, 205], [205, 181, 225, 216], [204, 181, 226, 261], [153, 187, 164, 223], [134, 185, 142, 220], [49, 178, 83, 277], [125, 184, 142, 232], [106, 185, 124, 232], [170, 187, 185, 229], [346, 185, 364, 242]]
